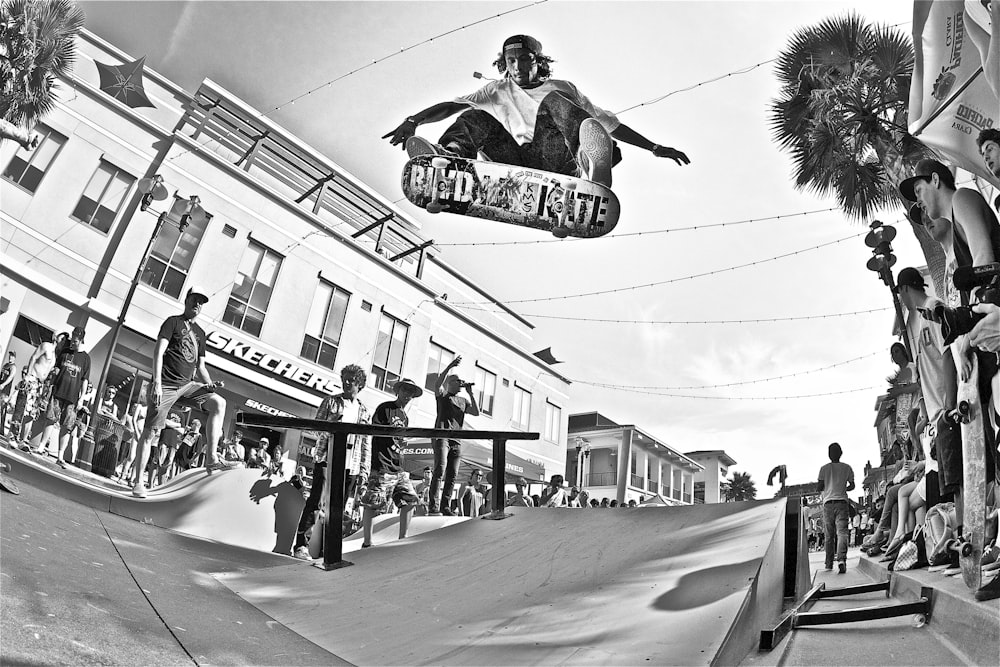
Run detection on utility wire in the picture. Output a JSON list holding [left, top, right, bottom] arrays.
[[576, 350, 885, 391], [432, 207, 842, 247], [451, 305, 893, 325], [451, 232, 865, 305], [616, 58, 776, 114], [568, 385, 880, 400]]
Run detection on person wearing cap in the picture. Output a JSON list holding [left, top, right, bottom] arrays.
[[30, 326, 90, 463], [359, 377, 423, 548], [131, 286, 235, 498], [429, 354, 479, 516], [383, 34, 689, 188]]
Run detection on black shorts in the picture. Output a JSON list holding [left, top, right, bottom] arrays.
[[933, 415, 963, 496], [45, 397, 78, 431]]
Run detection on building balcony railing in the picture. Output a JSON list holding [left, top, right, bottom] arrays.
[[672, 489, 682, 501], [630, 473, 644, 488], [585, 471, 617, 487], [646, 479, 657, 492], [683, 493, 692, 504], [176, 88, 431, 278]]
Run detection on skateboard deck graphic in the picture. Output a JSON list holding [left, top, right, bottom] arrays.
[[401, 154, 620, 238], [952, 354, 986, 590]]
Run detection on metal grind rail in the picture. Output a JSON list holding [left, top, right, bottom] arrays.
[[235, 412, 539, 570], [759, 579, 934, 651]]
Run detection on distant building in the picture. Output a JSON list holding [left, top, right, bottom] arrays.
[[684, 450, 737, 504], [0, 29, 569, 481], [567, 412, 703, 505]]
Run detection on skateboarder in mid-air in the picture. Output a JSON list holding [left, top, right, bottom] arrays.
[[383, 34, 690, 187]]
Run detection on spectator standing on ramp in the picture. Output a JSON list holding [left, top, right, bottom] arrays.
[[817, 442, 855, 574], [429, 355, 479, 516], [360, 377, 423, 548], [32, 326, 90, 463], [292, 363, 371, 560], [131, 286, 236, 498], [0, 350, 16, 433]]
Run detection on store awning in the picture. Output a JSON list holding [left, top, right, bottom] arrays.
[[400, 439, 546, 482]]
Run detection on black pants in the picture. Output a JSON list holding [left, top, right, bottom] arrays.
[[439, 91, 622, 175], [294, 462, 326, 549]]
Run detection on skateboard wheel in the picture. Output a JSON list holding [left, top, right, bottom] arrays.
[[426, 202, 444, 214], [430, 157, 450, 169], [551, 226, 571, 238], [912, 614, 926, 628], [960, 543, 973, 557]]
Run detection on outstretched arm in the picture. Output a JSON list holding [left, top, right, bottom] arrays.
[[610, 122, 690, 166], [383, 101, 472, 148]]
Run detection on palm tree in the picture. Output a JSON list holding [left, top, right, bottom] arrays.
[[769, 12, 947, 295], [0, 0, 85, 147], [724, 471, 757, 502]]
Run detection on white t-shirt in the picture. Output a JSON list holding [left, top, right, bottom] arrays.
[[456, 79, 620, 145], [906, 295, 950, 423]]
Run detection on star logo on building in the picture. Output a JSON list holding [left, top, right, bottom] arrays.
[[94, 56, 156, 109]]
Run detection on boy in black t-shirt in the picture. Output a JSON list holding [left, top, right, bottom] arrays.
[[360, 378, 423, 547], [32, 326, 90, 462], [131, 287, 236, 498], [428, 355, 479, 516]]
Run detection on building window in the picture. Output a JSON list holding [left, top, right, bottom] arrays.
[[223, 241, 282, 337], [512, 384, 531, 430], [425, 341, 455, 391], [141, 197, 213, 298], [2, 126, 67, 194], [544, 401, 561, 442], [71, 161, 135, 234], [473, 365, 497, 416], [371, 312, 408, 392], [301, 281, 350, 370], [11, 315, 54, 348]]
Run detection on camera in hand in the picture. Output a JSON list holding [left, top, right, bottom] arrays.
[[932, 265, 1000, 345]]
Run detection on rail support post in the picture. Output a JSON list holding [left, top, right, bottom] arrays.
[[316, 431, 353, 570]]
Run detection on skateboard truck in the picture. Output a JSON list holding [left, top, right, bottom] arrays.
[[950, 400, 972, 425]]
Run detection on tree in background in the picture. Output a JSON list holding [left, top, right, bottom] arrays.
[[769, 12, 947, 296], [0, 0, 85, 148], [724, 471, 757, 502]]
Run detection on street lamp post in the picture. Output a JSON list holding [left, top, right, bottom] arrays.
[[864, 220, 913, 360], [76, 186, 208, 472]]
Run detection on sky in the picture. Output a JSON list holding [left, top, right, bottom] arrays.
[[77, 0, 929, 496]]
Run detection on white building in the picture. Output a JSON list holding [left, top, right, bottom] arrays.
[[685, 450, 738, 504], [1, 29, 569, 481], [567, 412, 702, 505]]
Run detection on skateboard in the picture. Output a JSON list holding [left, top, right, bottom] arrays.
[[184, 380, 223, 402], [947, 354, 986, 590], [0, 461, 19, 495], [401, 153, 620, 238]]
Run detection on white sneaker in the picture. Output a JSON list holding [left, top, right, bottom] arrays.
[[577, 118, 613, 187], [293, 546, 311, 560], [132, 482, 147, 499]]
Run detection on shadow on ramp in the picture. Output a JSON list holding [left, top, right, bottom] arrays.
[[216, 499, 790, 665]]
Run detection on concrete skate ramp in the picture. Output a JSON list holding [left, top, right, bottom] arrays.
[[0, 448, 304, 554], [216, 499, 788, 666]]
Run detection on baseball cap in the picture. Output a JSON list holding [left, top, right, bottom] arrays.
[[186, 285, 210, 304], [503, 34, 542, 55], [898, 159, 953, 201], [895, 267, 926, 292]]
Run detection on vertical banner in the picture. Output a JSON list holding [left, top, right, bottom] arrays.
[[908, 0, 999, 188]]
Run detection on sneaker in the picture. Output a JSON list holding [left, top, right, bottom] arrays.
[[427, 510, 442, 516], [824, 564, 834, 572], [405, 136, 458, 159], [928, 552, 951, 572], [838, 562, 847, 574], [293, 546, 311, 560], [56, 459, 67, 469], [576, 118, 613, 187], [941, 549, 962, 575], [132, 482, 147, 499], [975, 574, 1000, 601], [441, 507, 457, 517], [205, 460, 239, 473]]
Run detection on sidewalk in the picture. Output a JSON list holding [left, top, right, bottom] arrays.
[[741, 548, 973, 666], [0, 470, 346, 665]]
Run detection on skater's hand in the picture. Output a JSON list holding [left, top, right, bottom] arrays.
[[382, 119, 418, 148], [148, 381, 162, 406], [652, 145, 690, 166], [957, 337, 974, 382], [970, 303, 1000, 353]]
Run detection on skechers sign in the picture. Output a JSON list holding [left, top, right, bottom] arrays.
[[206, 330, 339, 395]]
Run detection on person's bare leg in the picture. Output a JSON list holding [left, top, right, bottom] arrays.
[[202, 395, 226, 466], [362, 506, 375, 547], [398, 503, 415, 539]]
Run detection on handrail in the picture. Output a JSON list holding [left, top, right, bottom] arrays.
[[235, 411, 539, 570]]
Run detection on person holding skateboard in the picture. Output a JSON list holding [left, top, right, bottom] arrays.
[[360, 377, 423, 548], [383, 34, 689, 187], [131, 286, 236, 498], [429, 355, 479, 516]]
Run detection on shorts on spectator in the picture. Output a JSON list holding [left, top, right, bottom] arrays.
[[45, 397, 78, 431], [361, 471, 419, 514], [142, 381, 201, 439], [933, 414, 963, 496]]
